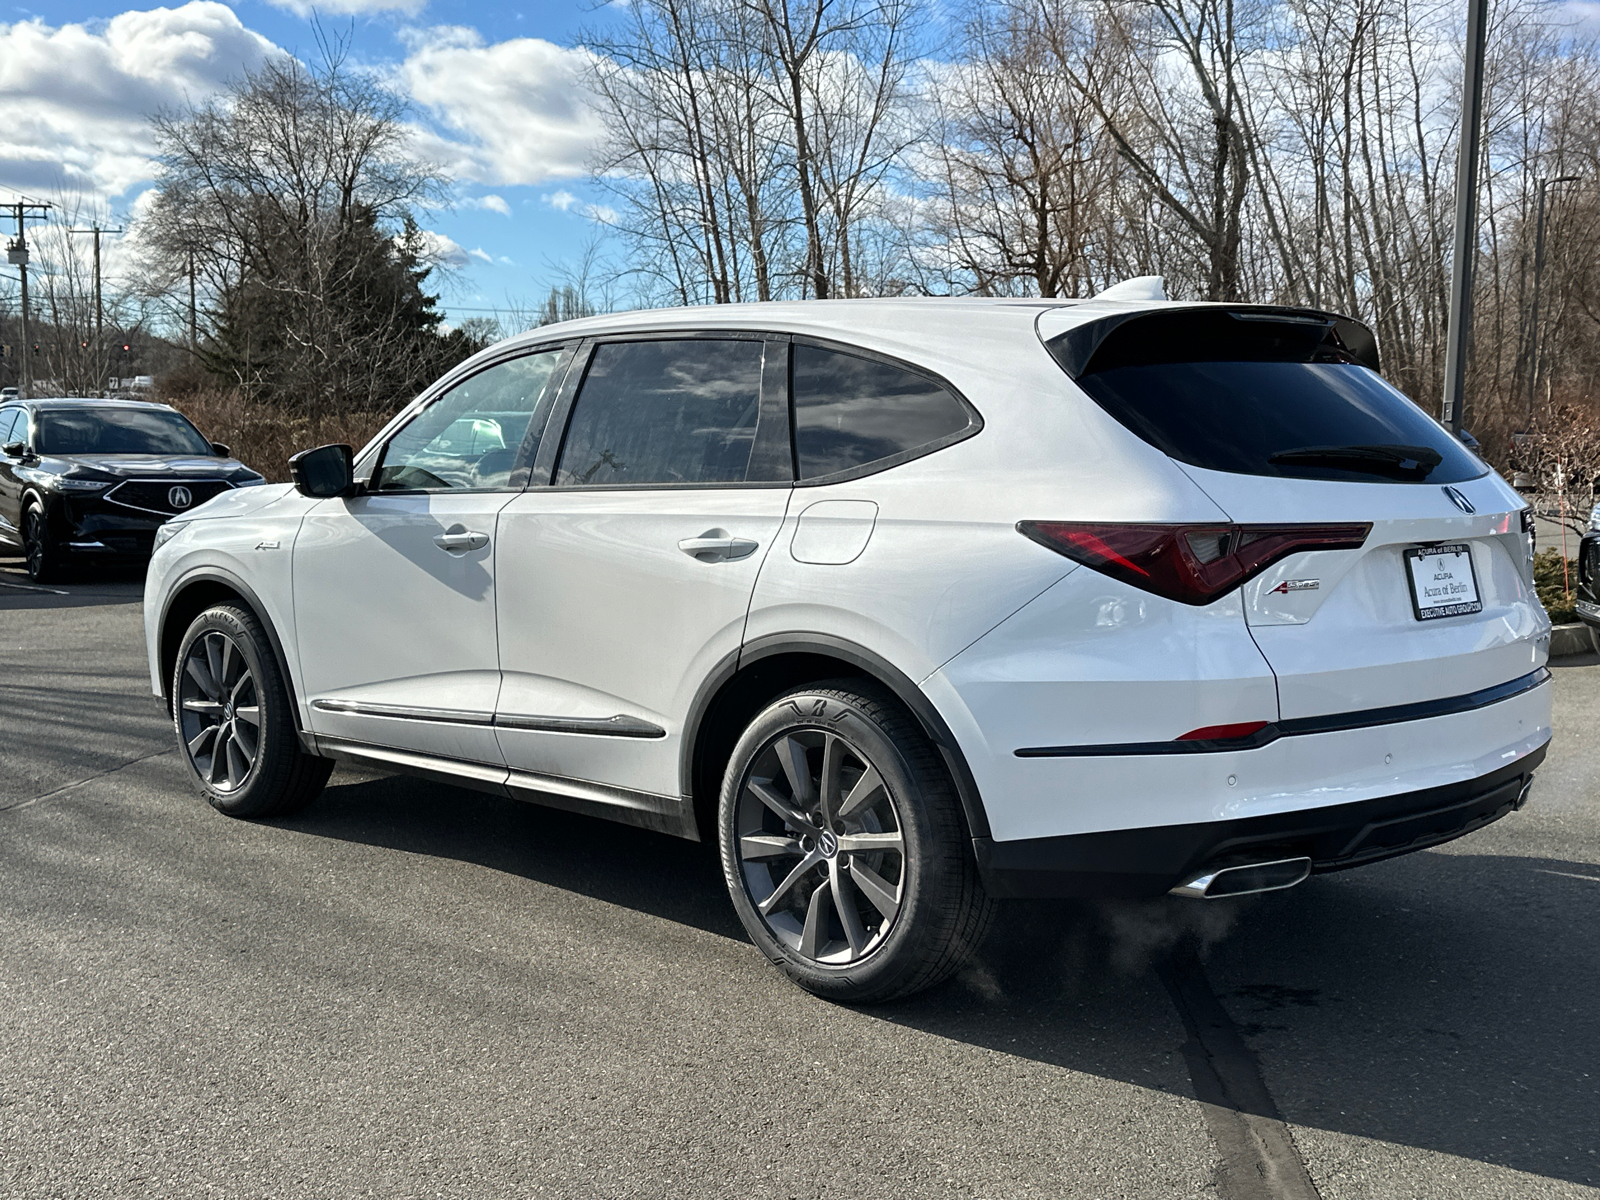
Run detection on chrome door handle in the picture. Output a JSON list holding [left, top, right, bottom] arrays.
[[434, 524, 490, 555], [678, 529, 760, 562]]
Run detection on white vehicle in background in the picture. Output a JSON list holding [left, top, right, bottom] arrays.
[[143, 289, 1551, 1002]]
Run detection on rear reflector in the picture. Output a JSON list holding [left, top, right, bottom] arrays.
[[1178, 721, 1270, 741], [1017, 521, 1371, 606]]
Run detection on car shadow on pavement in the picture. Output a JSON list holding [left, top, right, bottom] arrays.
[[289, 769, 748, 942], [294, 769, 1600, 1190], [0, 558, 146, 610]]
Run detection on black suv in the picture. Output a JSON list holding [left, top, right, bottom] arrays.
[[0, 399, 264, 582]]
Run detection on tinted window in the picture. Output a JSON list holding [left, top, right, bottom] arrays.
[[1056, 309, 1484, 484], [378, 350, 564, 491], [555, 340, 763, 486], [0, 410, 18, 445], [35, 408, 213, 456], [792, 345, 972, 480]]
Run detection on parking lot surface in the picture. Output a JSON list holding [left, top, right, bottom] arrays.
[[2, 558, 1597, 1199]]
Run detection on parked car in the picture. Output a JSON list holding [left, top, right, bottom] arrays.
[[1574, 502, 1600, 631], [0, 398, 264, 582], [143, 296, 1551, 1002]]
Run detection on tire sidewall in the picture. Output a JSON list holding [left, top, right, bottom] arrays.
[[173, 605, 285, 817], [23, 504, 56, 583], [718, 685, 956, 1002]]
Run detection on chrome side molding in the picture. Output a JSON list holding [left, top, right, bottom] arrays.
[[1169, 856, 1312, 900], [309, 736, 698, 841], [311, 698, 665, 738]]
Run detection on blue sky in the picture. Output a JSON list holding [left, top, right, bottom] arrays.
[[0, 0, 628, 326]]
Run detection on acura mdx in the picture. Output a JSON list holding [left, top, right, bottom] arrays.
[[143, 295, 1552, 1001]]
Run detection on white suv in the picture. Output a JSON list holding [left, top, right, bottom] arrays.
[[145, 297, 1552, 1001]]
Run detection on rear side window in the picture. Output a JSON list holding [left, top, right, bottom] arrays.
[[555, 339, 764, 486], [1052, 309, 1483, 485], [792, 344, 974, 481]]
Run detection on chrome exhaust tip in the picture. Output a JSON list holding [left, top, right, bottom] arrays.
[[1169, 856, 1313, 900]]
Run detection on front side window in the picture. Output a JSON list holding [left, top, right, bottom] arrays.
[[792, 345, 974, 481], [35, 408, 213, 456], [0, 410, 19, 446], [554, 339, 764, 487], [376, 350, 564, 491]]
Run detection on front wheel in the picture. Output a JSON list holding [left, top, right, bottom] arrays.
[[23, 505, 62, 584], [719, 680, 993, 1003], [173, 604, 333, 818]]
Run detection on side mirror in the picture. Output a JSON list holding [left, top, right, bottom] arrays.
[[211, 442, 232, 457], [289, 443, 355, 498], [3, 440, 30, 460]]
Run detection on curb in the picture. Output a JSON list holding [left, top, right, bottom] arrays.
[[1550, 622, 1597, 659]]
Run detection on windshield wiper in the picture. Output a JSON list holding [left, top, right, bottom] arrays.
[[1267, 443, 1443, 481]]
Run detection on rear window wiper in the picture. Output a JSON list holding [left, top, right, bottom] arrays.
[[1267, 443, 1444, 481]]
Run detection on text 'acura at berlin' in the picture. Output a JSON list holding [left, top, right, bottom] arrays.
[[143, 289, 1552, 1002]]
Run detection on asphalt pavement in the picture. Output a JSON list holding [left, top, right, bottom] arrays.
[[2, 556, 1597, 1199]]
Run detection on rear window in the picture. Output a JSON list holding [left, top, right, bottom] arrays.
[[555, 339, 764, 486], [1050, 309, 1484, 485], [35, 408, 213, 457]]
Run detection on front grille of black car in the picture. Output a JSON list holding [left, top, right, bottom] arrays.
[[105, 478, 234, 516], [1581, 539, 1600, 590]]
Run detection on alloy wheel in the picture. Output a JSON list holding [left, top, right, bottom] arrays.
[[23, 510, 46, 578], [177, 631, 261, 793], [734, 728, 907, 965]]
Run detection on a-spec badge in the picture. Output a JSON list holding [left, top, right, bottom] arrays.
[[1443, 485, 1476, 514], [168, 485, 193, 509], [1268, 579, 1320, 595]]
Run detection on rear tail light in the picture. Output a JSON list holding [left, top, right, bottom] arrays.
[[1017, 521, 1371, 606]]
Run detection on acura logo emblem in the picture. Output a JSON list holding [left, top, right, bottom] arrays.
[[818, 829, 839, 858], [1442, 485, 1475, 514], [168, 485, 193, 509]]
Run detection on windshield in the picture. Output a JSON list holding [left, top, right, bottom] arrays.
[[36, 409, 214, 456], [1051, 309, 1485, 485]]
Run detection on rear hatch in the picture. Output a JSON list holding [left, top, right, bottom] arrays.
[[1041, 305, 1546, 720]]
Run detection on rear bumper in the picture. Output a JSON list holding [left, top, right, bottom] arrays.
[[974, 744, 1546, 898]]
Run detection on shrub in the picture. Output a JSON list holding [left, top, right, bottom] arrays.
[[166, 388, 399, 483], [1533, 548, 1579, 624]]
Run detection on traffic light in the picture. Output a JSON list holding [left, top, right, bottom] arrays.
[[81, 340, 89, 349], [121, 343, 131, 353]]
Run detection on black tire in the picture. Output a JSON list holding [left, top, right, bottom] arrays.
[[172, 604, 333, 818], [23, 504, 63, 584], [719, 679, 993, 1003]]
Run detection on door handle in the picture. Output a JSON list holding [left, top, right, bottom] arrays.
[[678, 529, 760, 562], [434, 523, 490, 555]]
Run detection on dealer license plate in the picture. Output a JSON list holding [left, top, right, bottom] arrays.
[[1404, 544, 1482, 621]]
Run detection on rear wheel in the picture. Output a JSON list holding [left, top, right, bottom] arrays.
[[173, 604, 333, 818], [23, 505, 62, 584], [719, 680, 992, 1003]]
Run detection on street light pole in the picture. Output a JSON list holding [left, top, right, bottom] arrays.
[[1526, 175, 1582, 422], [1442, 0, 1491, 435]]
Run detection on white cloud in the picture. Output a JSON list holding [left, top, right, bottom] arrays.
[[398, 27, 602, 186], [544, 189, 578, 211], [469, 246, 492, 263], [412, 228, 470, 267], [466, 193, 513, 217], [0, 4, 280, 202]]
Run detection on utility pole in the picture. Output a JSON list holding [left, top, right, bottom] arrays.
[[188, 248, 198, 352], [5, 199, 51, 399], [1526, 175, 1582, 423], [1442, 0, 1490, 435], [69, 223, 124, 396]]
